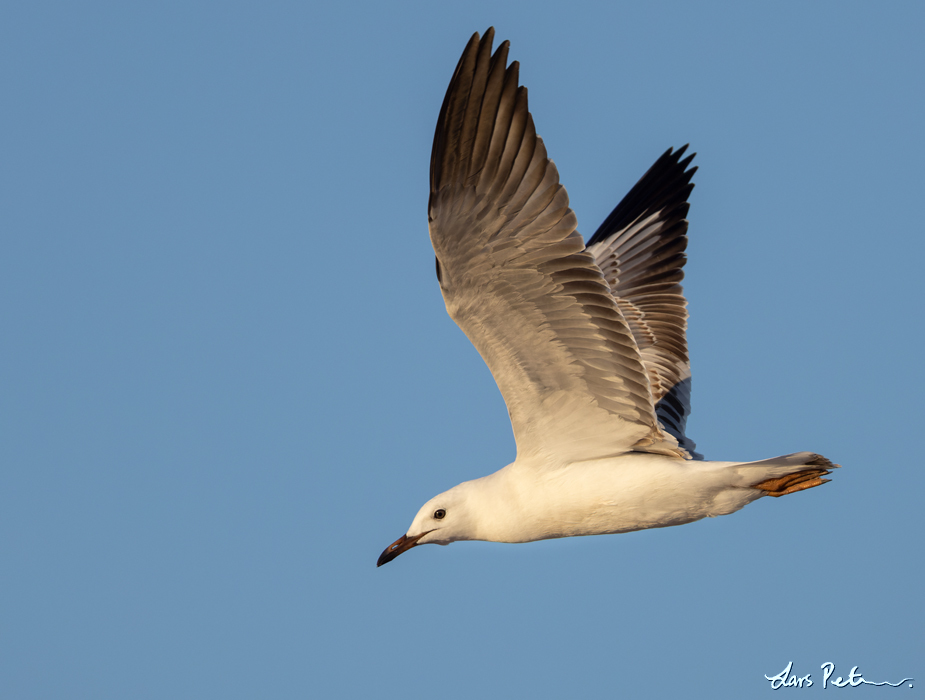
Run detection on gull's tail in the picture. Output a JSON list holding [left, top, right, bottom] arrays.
[[737, 452, 840, 497]]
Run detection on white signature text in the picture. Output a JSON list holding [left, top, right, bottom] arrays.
[[765, 662, 913, 689]]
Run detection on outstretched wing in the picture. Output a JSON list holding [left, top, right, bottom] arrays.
[[585, 147, 702, 458], [428, 29, 683, 464]]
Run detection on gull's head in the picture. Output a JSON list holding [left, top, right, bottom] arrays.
[[376, 482, 479, 567]]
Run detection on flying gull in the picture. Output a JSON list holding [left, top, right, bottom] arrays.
[[378, 28, 838, 566]]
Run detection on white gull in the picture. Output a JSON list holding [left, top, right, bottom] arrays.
[[377, 28, 838, 567]]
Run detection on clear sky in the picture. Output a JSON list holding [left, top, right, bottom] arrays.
[[1, 1, 922, 698]]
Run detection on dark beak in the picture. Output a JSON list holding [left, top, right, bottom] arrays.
[[377, 532, 427, 567]]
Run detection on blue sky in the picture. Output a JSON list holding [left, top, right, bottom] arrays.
[[1, 1, 922, 697]]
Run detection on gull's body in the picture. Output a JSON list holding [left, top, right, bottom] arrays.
[[377, 29, 838, 566]]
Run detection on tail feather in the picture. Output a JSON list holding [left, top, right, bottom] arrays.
[[737, 452, 839, 498]]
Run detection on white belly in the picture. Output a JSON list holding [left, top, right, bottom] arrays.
[[493, 452, 760, 543]]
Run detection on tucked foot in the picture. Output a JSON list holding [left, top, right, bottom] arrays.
[[751, 454, 839, 497]]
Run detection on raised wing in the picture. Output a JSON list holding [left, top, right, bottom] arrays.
[[585, 147, 702, 458], [428, 29, 683, 464]]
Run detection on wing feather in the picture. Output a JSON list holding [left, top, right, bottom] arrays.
[[585, 146, 702, 458], [429, 29, 683, 463]]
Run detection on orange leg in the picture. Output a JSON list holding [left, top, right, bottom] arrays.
[[752, 468, 833, 497]]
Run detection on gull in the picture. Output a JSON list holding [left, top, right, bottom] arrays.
[[377, 28, 838, 567]]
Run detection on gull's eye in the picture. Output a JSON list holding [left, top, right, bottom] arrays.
[[434, 509, 446, 520]]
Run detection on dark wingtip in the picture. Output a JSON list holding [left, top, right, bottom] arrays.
[[586, 144, 698, 247]]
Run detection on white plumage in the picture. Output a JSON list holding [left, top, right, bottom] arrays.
[[377, 28, 837, 567]]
